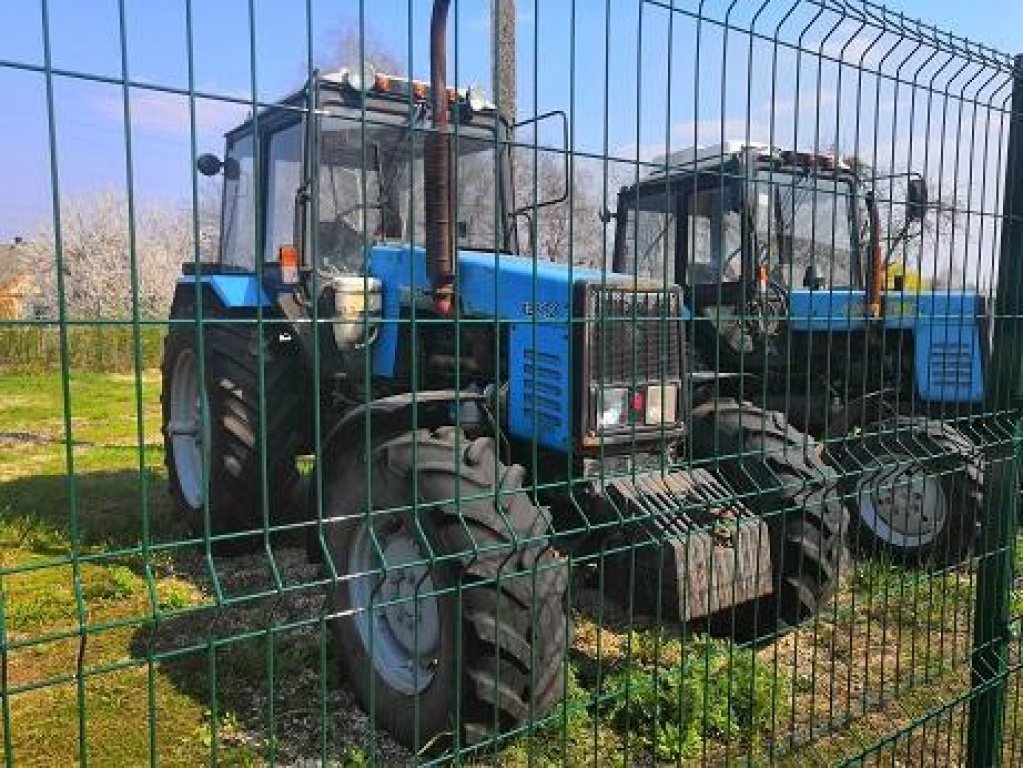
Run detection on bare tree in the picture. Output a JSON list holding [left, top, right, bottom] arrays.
[[841, 153, 966, 286], [19, 190, 217, 320], [514, 152, 605, 266], [324, 27, 403, 75]]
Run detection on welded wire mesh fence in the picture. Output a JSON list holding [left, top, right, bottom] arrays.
[[1, 1, 1022, 765]]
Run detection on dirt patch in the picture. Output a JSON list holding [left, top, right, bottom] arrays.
[[135, 545, 412, 765], [0, 430, 58, 446]]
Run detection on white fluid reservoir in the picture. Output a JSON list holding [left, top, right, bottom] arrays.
[[331, 274, 383, 350]]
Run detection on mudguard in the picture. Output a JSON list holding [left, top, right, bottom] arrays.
[[174, 273, 272, 309]]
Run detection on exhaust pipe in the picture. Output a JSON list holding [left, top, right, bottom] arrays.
[[866, 190, 884, 318], [425, 0, 454, 315]]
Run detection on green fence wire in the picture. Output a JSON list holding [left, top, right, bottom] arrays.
[[0, 1, 1021, 765]]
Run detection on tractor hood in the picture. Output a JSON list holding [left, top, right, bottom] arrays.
[[367, 244, 636, 331], [366, 245, 685, 451], [787, 287, 986, 403]]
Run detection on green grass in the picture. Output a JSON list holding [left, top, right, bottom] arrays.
[[0, 371, 240, 766]]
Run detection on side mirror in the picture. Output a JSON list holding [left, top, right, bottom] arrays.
[[906, 177, 928, 223], [509, 110, 570, 217], [599, 207, 617, 225], [196, 153, 223, 177]]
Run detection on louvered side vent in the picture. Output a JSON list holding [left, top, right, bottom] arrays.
[[928, 341, 975, 395], [522, 348, 566, 434]]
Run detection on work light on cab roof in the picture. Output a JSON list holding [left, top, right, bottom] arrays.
[[325, 67, 493, 117]]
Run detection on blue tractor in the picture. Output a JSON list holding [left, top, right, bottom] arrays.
[[611, 141, 985, 566], [160, 3, 845, 747]]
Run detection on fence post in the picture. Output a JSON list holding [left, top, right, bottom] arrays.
[[968, 53, 1023, 768]]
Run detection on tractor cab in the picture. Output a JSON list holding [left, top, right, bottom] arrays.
[[612, 141, 984, 413], [612, 142, 864, 366], [206, 69, 513, 286]]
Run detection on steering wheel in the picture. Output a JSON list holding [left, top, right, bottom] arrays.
[[745, 278, 789, 339], [320, 200, 389, 266], [740, 243, 789, 340], [320, 216, 362, 264], [719, 247, 744, 282]]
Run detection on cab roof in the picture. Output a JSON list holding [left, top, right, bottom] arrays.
[[645, 141, 851, 178]]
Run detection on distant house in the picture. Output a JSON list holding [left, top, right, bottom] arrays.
[[0, 241, 45, 319]]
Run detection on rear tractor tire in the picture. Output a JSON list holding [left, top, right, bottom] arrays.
[[830, 416, 983, 567], [161, 298, 306, 552], [690, 399, 848, 640], [325, 427, 570, 750]]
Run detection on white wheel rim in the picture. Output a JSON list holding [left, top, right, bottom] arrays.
[[168, 348, 206, 509], [854, 451, 948, 550], [349, 515, 440, 695]]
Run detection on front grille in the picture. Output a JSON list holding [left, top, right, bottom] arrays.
[[587, 284, 683, 384]]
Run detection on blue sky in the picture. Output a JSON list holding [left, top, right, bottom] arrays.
[[0, 0, 1019, 241]]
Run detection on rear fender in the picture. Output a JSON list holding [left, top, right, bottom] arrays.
[[320, 390, 490, 468], [305, 390, 491, 563], [170, 279, 228, 318], [174, 273, 272, 310]]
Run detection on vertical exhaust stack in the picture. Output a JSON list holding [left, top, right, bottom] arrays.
[[866, 191, 884, 318], [425, 0, 454, 315], [492, 0, 516, 127]]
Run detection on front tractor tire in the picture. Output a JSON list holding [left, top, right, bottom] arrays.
[[161, 299, 305, 551], [831, 416, 983, 566], [690, 399, 848, 639], [326, 427, 569, 750]]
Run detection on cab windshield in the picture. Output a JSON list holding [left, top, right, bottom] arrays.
[[750, 169, 858, 288], [616, 166, 860, 289], [316, 115, 505, 272]]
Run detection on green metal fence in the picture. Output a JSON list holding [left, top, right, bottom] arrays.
[[1, 1, 1022, 765]]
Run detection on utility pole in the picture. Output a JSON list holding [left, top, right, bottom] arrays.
[[491, 0, 516, 127]]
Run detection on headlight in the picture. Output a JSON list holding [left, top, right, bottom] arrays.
[[596, 388, 629, 429], [644, 383, 678, 426]]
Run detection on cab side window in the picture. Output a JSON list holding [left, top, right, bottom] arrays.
[[264, 122, 304, 262], [619, 190, 677, 285], [684, 182, 743, 285], [221, 133, 256, 269]]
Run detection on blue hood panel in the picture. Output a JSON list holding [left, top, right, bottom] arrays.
[[787, 288, 985, 403], [368, 246, 653, 451]]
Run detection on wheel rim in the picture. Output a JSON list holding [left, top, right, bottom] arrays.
[[168, 348, 205, 509], [854, 451, 948, 550], [349, 515, 440, 695]]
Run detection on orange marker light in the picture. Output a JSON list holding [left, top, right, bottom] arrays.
[[279, 244, 300, 284], [279, 244, 299, 268]]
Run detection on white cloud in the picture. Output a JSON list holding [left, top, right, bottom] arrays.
[[91, 90, 248, 139]]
